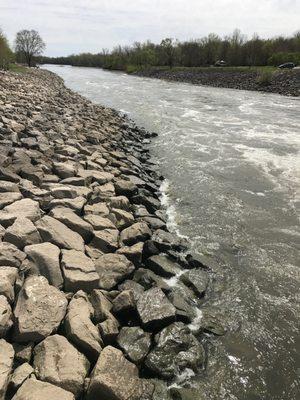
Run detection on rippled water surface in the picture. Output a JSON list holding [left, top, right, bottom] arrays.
[[44, 65, 300, 400]]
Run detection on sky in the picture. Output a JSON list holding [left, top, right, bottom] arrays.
[[0, 0, 299, 57]]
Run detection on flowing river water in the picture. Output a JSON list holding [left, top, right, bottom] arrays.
[[44, 65, 300, 400]]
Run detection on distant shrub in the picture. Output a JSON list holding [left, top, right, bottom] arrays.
[[256, 70, 273, 86], [268, 52, 300, 66]]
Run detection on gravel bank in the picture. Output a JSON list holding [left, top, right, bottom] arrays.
[[134, 68, 300, 96], [0, 69, 223, 400]]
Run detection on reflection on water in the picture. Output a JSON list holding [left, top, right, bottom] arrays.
[[44, 65, 300, 400]]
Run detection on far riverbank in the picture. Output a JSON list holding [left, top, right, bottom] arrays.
[[132, 67, 300, 97]]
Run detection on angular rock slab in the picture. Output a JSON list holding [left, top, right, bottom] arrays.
[[120, 222, 151, 246], [145, 322, 205, 379], [0, 267, 18, 303], [137, 287, 176, 330], [8, 362, 34, 393], [95, 253, 135, 290], [117, 327, 151, 364], [0, 339, 14, 400], [49, 207, 93, 242], [0, 242, 26, 268], [0, 198, 41, 226], [61, 249, 99, 292], [4, 217, 41, 249], [13, 276, 68, 343], [33, 334, 90, 397], [36, 216, 85, 252], [64, 291, 103, 362], [12, 378, 75, 400], [24, 242, 63, 288], [0, 295, 13, 338], [86, 346, 144, 400]]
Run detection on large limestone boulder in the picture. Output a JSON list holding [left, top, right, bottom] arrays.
[[179, 268, 209, 297], [145, 255, 182, 278], [61, 249, 99, 292], [33, 334, 90, 397], [0, 295, 13, 338], [4, 217, 41, 249], [35, 216, 85, 252], [0, 242, 26, 268], [53, 161, 77, 179], [90, 229, 119, 253], [95, 254, 135, 290], [117, 327, 151, 364], [89, 289, 113, 323], [0, 339, 14, 400], [137, 287, 176, 330], [83, 214, 116, 230], [0, 267, 18, 303], [0, 192, 22, 210], [24, 242, 63, 289], [86, 346, 144, 400], [145, 322, 205, 379], [13, 276, 68, 342], [8, 362, 34, 393], [64, 291, 103, 362], [49, 207, 93, 242], [12, 378, 75, 400], [0, 198, 41, 226], [120, 222, 151, 246]]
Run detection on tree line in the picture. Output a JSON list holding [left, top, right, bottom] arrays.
[[39, 29, 300, 71]]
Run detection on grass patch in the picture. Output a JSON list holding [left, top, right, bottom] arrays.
[[256, 70, 274, 86], [9, 63, 28, 73]]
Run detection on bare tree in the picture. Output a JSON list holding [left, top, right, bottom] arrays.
[[15, 30, 45, 67]]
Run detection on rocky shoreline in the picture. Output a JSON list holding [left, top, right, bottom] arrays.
[[0, 69, 223, 400], [134, 68, 300, 97]]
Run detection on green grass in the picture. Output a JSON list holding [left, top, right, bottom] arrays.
[[9, 63, 28, 73]]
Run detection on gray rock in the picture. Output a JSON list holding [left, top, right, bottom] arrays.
[[117, 327, 151, 364], [89, 289, 113, 323], [0, 339, 14, 400], [98, 318, 120, 345], [0, 295, 12, 338], [118, 280, 145, 302], [95, 253, 135, 290], [12, 378, 75, 400], [114, 180, 138, 197], [112, 290, 136, 315], [13, 342, 34, 364], [33, 334, 90, 397], [36, 216, 85, 251], [0, 242, 26, 267], [112, 208, 134, 229], [53, 161, 77, 179], [168, 283, 199, 323], [24, 242, 63, 288], [50, 185, 79, 199], [107, 196, 131, 211], [90, 229, 119, 253], [86, 346, 144, 400], [13, 276, 67, 342], [179, 268, 209, 297], [120, 222, 151, 246], [8, 362, 34, 393], [49, 207, 93, 242], [0, 267, 18, 303], [4, 217, 41, 249], [137, 287, 176, 330], [84, 202, 110, 217], [64, 291, 103, 362], [145, 255, 182, 278], [116, 242, 143, 266], [145, 322, 205, 379], [0, 192, 22, 210], [0, 198, 41, 226], [49, 197, 86, 213], [83, 214, 116, 230], [61, 249, 99, 292]]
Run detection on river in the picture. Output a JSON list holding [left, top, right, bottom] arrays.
[[44, 65, 300, 400]]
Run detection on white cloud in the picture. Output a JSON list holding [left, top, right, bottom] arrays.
[[0, 0, 299, 56]]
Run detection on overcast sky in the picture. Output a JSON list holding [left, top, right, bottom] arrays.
[[0, 0, 299, 56]]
